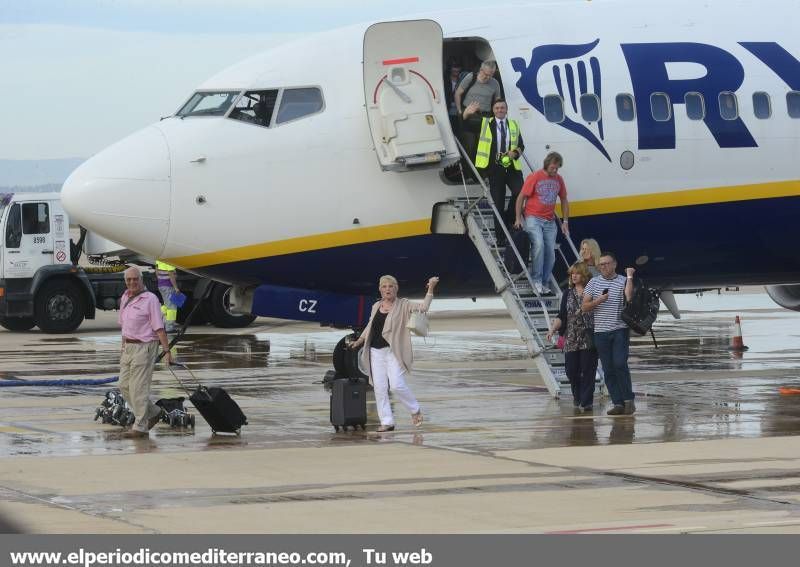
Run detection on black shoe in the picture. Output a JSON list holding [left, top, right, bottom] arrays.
[[624, 400, 636, 415], [147, 409, 166, 430], [607, 405, 625, 416], [582, 405, 593, 412]]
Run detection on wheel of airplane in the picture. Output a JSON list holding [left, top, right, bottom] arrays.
[[0, 316, 36, 331], [333, 333, 367, 379], [205, 284, 257, 328], [34, 279, 85, 333]]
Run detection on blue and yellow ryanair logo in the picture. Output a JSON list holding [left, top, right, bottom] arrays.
[[512, 39, 800, 160], [512, 39, 609, 161]]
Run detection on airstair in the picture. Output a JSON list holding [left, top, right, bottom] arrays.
[[451, 142, 582, 397]]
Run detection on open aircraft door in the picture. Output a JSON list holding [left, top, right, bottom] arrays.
[[363, 20, 459, 171]]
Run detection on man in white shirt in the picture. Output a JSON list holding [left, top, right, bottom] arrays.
[[475, 99, 525, 244]]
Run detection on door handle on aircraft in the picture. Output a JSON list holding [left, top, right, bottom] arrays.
[[190, 156, 207, 163], [382, 77, 411, 103], [7, 250, 19, 254], [42, 250, 53, 254]]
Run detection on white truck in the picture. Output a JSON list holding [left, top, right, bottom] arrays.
[[0, 192, 255, 332]]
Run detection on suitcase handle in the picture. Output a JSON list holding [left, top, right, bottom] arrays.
[[166, 362, 202, 396]]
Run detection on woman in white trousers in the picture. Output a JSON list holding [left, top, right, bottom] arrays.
[[349, 275, 439, 432]]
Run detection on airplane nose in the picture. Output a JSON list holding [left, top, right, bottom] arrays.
[[62, 125, 171, 257]]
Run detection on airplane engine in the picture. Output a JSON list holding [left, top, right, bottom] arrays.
[[765, 284, 800, 312]]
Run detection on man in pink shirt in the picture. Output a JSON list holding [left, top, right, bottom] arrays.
[[118, 266, 172, 438], [514, 152, 570, 295]]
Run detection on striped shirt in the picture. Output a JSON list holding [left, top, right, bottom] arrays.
[[584, 274, 627, 332]]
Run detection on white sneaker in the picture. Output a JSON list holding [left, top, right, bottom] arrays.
[[540, 284, 552, 295], [533, 282, 544, 295]]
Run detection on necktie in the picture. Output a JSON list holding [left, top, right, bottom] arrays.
[[499, 120, 507, 154]]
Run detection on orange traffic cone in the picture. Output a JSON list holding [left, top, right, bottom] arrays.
[[730, 315, 748, 351]]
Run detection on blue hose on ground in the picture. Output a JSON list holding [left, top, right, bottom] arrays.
[[0, 376, 119, 387]]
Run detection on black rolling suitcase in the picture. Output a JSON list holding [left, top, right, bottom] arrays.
[[330, 377, 367, 432], [168, 363, 247, 435], [504, 228, 530, 274]]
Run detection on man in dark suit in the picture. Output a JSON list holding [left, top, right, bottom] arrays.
[[475, 99, 525, 245]]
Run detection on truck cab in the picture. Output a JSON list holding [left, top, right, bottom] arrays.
[[0, 192, 95, 331]]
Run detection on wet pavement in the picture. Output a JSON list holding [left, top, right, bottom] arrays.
[[2, 293, 800, 458], [2, 293, 800, 533]]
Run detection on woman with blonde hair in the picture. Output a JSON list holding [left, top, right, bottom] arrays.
[[547, 262, 598, 411], [580, 238, 601, 276], [349, 275, 439, 431]]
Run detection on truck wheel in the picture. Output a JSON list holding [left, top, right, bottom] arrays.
[[0, 317, 36, 331], [206, 284, 256, 328], [34, 279, 85, 333]]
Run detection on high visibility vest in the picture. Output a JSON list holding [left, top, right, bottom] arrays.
[[475, 118, 522, 170], [155, 260, 176, 280]]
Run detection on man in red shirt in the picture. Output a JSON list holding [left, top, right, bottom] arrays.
[[118, 266, 172, 438], [514, 152, 570, 295]]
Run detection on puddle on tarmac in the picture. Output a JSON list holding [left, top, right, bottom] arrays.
[[2, 303, 800, 458]]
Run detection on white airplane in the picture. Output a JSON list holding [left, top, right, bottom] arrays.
[[62, 0, 800, 343]]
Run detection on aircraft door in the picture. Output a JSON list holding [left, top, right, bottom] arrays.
[[363, 20, 458, 171]]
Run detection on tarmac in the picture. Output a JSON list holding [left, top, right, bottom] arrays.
[[2, 292, 800, 533]]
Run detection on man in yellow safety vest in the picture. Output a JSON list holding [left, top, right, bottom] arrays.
[[155, 260, 179, 333], [474, 98, 525, 245]]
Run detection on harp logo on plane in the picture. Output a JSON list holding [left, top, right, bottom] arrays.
[[512, 40, 800, 159]]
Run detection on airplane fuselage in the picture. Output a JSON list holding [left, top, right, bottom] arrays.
[[62, 0, 800, 306]]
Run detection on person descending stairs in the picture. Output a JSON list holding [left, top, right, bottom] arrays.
[[450, 140, 586, 397]]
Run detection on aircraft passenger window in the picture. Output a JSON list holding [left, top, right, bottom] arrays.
[[22, 203, 50, 234], [685, 92, 705, 120], [579, 94, 601, 122], [719, 92, 739, 120], [752, 92, 771, 119], [788, 91, 800, 119], [229, 90, 279, 127], [5, 204, 21, 248], [276, 88, 324, 124], [615, 94, 635, 121], [543, 95, 564, 123], [176, 91, 239, 118], [650, 93, 671, 122]]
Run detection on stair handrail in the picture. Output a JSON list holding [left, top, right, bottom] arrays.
[[455, 139, 532, 286], [453, 138, 553, 340]]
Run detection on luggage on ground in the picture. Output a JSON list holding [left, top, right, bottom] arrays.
[[330, 377, 367, 432], [168, 363, 247, 435], [190, 386, 247, 434]]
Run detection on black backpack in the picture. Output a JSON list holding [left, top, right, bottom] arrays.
[[621, 279, 660, 336]]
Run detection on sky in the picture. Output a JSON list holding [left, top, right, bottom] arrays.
[[0, 0, 495, 161]]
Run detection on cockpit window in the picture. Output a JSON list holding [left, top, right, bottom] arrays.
[[229, 90, 279, 127], [177, 91, 239, 118], [276, 87, 324, 124]]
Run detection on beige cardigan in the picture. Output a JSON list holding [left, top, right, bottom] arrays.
[[358, 294, 433, 382]]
